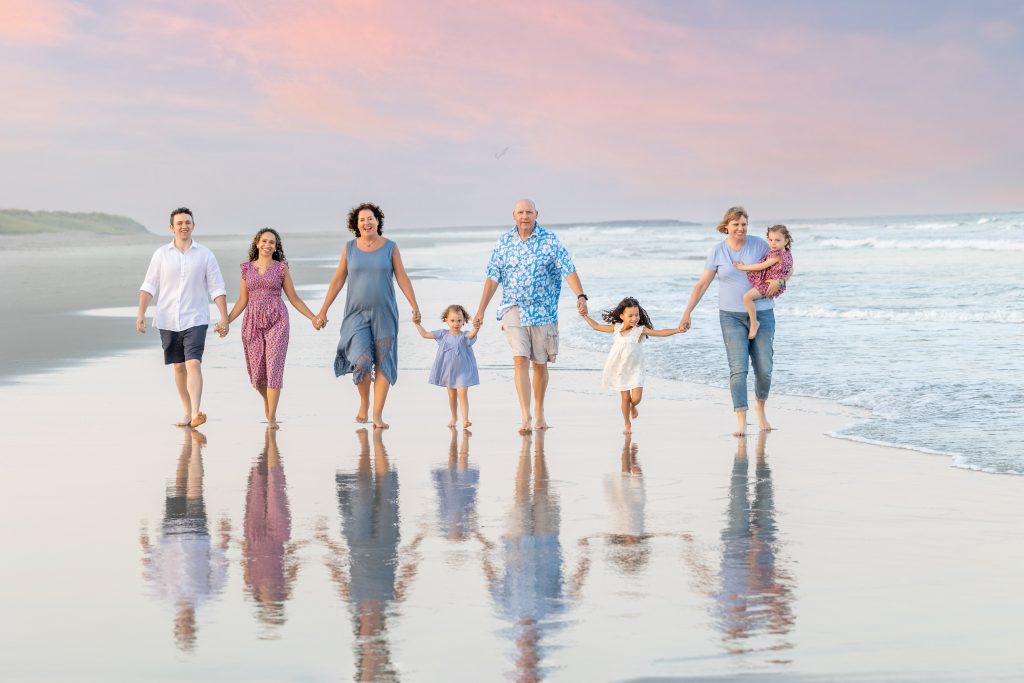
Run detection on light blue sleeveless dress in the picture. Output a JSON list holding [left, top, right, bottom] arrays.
[[334, 239, 399, 384]]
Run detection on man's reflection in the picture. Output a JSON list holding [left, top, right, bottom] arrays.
[[481, 431, 581, 683], [139, 428, 230, 651], [243, 427, 296, 634], [433, 428, 479, 542], [715, 432, 794, 657], [321, 428, 424, 682]]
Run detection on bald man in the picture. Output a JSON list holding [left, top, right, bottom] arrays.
[[474, 199, 588, 432]]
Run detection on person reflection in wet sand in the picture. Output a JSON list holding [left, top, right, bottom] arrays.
[[601, 433, 652, 575], [433, 428, 480, 542], [319, 428, 425, 682], [478, 431, 588, 683], [243, 427, 301, 635], [714, 432, 795, 659], [139, 428, 230, 651]]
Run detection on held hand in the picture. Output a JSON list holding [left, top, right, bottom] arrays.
[[216, 319, 230, 338], [576, 297, 588, 316], [678, 313, 692, 333], [473, 311, 484, 329], [411, 309, 421, 325], [136, 317, 146, 334]]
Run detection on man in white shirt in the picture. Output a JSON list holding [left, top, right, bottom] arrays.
[[137, 207, 229, 428]]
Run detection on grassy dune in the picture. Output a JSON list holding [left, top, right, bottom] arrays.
[[0, 209, 149, 235]]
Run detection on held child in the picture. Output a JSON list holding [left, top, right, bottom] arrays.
[[221, 228, 319, 429], [580, 297, 682, 434], [414, 304, 480, 429], [733, 224, 794, 340]]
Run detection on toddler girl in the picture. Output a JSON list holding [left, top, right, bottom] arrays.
[[733, 224, 794, 340], [581, 297, 681, 434], [414, 304, 480, 429]]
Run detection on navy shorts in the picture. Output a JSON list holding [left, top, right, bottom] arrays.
[[159, 325, 208, 365]]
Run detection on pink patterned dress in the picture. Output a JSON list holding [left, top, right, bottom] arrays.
[[241, 260, 290, 389], [747, 249, 794, 299]]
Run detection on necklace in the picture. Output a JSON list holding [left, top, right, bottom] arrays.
[[361, 233, 381, 249]]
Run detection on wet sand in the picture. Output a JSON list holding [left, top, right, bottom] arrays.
[[2, 273, 1023, 682]]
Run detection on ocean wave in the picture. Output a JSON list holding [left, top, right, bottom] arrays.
[[781, 305, 1024, 324], [811, 237, 1024, 251]]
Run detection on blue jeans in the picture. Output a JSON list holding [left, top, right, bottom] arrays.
[[719, 310, 774, 412]]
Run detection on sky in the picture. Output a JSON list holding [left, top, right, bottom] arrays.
[[1, 0, 1022, 233]]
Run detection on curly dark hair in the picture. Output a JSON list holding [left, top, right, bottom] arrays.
[[601, 297, 654, 328], [169, 206, 193, 224], [247, 228, 286, 262], [346, 202, 385, 237], [441, 304, 470, 323]]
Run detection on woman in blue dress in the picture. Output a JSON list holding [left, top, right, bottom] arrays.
[[315, 203, 421, 429]]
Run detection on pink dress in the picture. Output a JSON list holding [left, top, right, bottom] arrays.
[[747, 249, 794, 299], [241, 260, 290, 389]]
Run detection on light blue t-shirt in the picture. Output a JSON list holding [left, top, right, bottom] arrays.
[[703, 236, 774, 313]]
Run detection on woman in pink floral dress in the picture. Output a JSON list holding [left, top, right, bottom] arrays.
[[224, 228, 318, 428]]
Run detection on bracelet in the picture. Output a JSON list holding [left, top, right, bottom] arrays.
[[577, 293, 588, 300]]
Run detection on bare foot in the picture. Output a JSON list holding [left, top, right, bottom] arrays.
[[175, 416, 191, 427], [630, 405, 639, 419], [448, 418, 456, 428], [373, 421, 390, 430], [748, 319, 760, 340], [189, 412, 207, 428], [758, 421, 773, 432], [519, 417, 532, 434], [355, 414, 369, 423], [463, 419, 472, 429], [623, 424, 632, 435], [534, 418, 549, 431], [268, 420, 280, 430]]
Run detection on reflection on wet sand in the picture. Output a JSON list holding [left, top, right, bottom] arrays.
[[715, 432, 795, 660], [479, 431, 586, 683], [243, 427, 298, 635], [432, 428, 479, 542], [320, 428, 425, 682], [602, 434, 651, 575], [139, 428, 230, 651]]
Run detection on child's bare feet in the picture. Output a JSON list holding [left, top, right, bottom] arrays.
[[189, 412, 207, 428], [355, 414, 368, 423], [623, 424, 632, 435], [373, 421, 389, 430], [534, 417, 549, 431], [268, 419, 280, 430], [519, 415, 532, 434], [175, 415, 191, 427], [463, 419, 472, 429], [748, 319, 760, 340], [630, 405, 639, 419], [448, 418, 457, 428]]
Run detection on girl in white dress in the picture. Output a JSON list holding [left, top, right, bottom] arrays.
[[581, 297, 682, 434]]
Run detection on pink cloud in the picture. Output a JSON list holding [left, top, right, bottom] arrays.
[[0, 0, 88, 43]]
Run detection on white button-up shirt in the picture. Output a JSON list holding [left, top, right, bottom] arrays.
[[140, 240, 227, 332]]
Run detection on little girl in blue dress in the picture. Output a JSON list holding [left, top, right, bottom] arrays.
[[414, 304, 480, 429]]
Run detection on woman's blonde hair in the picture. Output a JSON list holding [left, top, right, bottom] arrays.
[[716, 206, 749, 234], [767, 224, 793, 250]]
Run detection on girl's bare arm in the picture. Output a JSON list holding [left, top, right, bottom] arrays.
[[413, 321, 435, 339], [642, 326, 681, 338], [733, 256, 781, 272], [580, 313, 615, 333]]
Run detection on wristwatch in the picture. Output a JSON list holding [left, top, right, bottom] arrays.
[[577, 293, 589, 300]]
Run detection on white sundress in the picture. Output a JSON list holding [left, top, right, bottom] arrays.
[[602, 323, 646, 391]]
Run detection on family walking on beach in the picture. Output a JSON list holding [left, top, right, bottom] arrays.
[[137, 201, 793, 436]]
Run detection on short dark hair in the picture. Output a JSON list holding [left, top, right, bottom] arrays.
[[169, 207, 194, 224], [346, 203, 384, 236]]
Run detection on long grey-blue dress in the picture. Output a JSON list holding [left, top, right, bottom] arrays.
[[428, 330, 479, 388], [334, 239, 399, 385]]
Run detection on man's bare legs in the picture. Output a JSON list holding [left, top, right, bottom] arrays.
[[173, 360, 205, 426], [513, 356, 532, 433], [532, 362, 549, 430]]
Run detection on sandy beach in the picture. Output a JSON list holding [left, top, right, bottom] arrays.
[[1, 243, 1022, 682]]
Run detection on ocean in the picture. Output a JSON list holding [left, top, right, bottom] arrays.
[[398, 211, 1024, 475]]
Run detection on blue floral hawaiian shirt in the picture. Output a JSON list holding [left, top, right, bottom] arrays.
[[485, 224, 576, 325]]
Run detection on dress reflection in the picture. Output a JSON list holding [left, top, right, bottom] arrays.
[[321, 428, 424, 682], [432, 428, 479, 542], [243, 427, 297, 635], [480, 431, 582, 683], [715, 432, 795, 658], [139, 429, 230, 652], [602, 434, 650, 575]]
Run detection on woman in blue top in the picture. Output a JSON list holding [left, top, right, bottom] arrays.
[[315, 203, 422, 430], [678, 207, 788, 435]]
